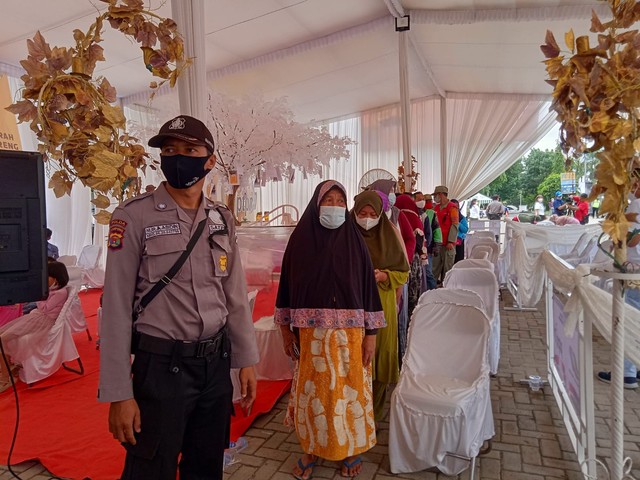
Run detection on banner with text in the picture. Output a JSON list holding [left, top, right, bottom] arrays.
[[0, 75, 22, 151]]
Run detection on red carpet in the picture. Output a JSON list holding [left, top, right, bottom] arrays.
[[0, 288, 290, 480]]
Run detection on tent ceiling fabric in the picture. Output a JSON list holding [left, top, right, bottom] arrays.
[[0, 0, 606, 123]]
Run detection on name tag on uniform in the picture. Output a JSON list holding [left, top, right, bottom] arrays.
[[209, 224, 226, 235], [145, 223, 181, 239]]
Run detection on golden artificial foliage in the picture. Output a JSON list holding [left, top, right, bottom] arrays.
[[5, 0, 190, 224], [541, 0, 640, 266]]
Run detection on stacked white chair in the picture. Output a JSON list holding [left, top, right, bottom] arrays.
[[444, 268, 500, 375], [57, 255, 77, 267], [560, 235, 599, 266], [66, 290, 92, 341], [389, 293, 494, 478], [19, 286, 84, 385]]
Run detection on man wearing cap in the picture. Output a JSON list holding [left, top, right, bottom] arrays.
[[432, 185, 459, 284], [99, 115, 259, 480], [569, 193, 590, 224], [553, 191, 567, 216]]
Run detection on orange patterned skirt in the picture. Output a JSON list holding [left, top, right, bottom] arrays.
[[285, 327, 376, 461]]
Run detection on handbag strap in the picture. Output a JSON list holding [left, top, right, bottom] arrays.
[[133, 210, 209, 320]]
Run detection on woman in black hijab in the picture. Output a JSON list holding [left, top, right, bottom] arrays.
[[276, 180, 384, 479]]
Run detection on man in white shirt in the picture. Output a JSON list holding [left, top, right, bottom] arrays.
[[533, 195, 546, 220]]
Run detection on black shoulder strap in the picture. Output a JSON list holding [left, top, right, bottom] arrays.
[[133, 210, 209, 320]]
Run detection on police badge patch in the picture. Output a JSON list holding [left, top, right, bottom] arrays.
[[108, 219, 127, 250]]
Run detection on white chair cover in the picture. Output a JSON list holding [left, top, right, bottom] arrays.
[[19, 286, 81, 384], [452, 258, 494, 272], [444, 268, 500, 374], [66, 291, 89, 335], [470, 240, 499, 264], [57, 255, 77, 267], [417, 287, 485, 311], [472, 231, 495, 239], [253, 316, 293, 380], [389, 299, 493, 475], [77, 245, 105, 288], [230, 315, 294, 402]]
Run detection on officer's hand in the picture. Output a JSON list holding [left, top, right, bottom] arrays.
[[362, 335, 376, 367], [239, 366, 257, 417], [109, 398, 141, 445]]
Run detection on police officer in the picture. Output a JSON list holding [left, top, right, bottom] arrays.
[[98, 115, 259, 480]]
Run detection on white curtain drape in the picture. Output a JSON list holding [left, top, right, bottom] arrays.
[[444, 93, 555, 200]]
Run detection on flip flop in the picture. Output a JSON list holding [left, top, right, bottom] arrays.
[[341, 457, 362, 478], [293, 456, 316, 480]]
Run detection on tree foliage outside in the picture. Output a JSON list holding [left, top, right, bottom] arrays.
[[481, 147, 566, 207]]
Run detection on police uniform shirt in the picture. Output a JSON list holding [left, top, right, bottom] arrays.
[[98, 183, 260, 402]]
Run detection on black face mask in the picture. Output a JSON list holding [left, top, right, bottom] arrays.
[[160, 154, 211, 189]]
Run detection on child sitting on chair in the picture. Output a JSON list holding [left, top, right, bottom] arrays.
[[0, 261, 70, 391]]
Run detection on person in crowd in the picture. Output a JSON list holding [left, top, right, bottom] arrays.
[[352, 190, 410, 423], [469, 198, 481, 220], [592, 196, 601, 217], [276, 180, 385, 479], [99, 115, 259, 480], [533, 194, 546, 220], [421, 194, 441, 291], [485, 195, 504, 220], [395, 194, 425, 319], [432, 185, 459, 284], [553, 191, 567, 216], [598, 177, 640, 389], [46, 228, 59, 260], [548, 214, 580, 225], [414, 191, 426, 215], [0, 261, 69, 391], [569, 193, 590, 224], [451, 199, 468, 263]]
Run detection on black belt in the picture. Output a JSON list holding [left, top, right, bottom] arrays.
[[134, 327, 227, 358]]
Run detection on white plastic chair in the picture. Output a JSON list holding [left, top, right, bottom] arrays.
[[444, 268, 500, 375], [561, 235, 599, 266], [389, 298, 494, 478], [18, 286, 84, 385]]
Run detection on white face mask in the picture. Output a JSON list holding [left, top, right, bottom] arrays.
[[356, 215, 380, 231], [415, 200, 426, 209], [319, 206, 346, 229], [388, 192, 396, 207]]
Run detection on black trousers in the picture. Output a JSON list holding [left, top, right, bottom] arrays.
[[121, 336, 233, 480]]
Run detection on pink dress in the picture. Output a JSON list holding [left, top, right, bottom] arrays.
[[0, 288, 68, 364]]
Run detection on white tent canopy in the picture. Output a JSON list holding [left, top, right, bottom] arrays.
[[0, 0, 606, 259]]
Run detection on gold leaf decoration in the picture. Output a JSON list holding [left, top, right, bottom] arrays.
[[5, 1, 190, 224], [541, 0, 640, 266]]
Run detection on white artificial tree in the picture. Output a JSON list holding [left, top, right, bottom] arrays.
[[207, 92, 354, 214]]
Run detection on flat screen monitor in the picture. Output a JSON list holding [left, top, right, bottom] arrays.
[[0, 150, 48, 306]]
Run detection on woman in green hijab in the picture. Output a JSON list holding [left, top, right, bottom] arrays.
[[352, 190, 410, 421]]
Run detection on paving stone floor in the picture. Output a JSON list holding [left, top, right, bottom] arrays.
[[1, 289, 638, 479]]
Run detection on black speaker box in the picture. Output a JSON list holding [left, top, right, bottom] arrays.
[[0, 150, 48, 306]]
